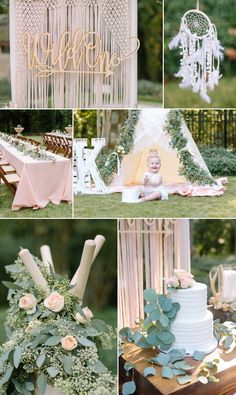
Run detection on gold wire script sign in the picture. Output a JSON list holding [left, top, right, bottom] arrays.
[[23, 29, 140, 78]]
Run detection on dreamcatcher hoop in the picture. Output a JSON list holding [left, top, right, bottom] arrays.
[[169, 2, 224, 103], [182, 9, 212, 39]]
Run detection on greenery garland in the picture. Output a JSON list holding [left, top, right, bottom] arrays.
[[164, 110, 214, 185], [97, 109, 214, 186], [96, 110, 140, 184], [0, 255, 117, 395]]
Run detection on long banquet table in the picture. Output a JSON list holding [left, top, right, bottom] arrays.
[[0, 138, 72, 210]]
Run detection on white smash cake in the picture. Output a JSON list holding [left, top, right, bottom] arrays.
[[168, 282, 218, 355]]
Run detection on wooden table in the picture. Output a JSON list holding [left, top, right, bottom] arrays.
[[120, 342, 236, 395]]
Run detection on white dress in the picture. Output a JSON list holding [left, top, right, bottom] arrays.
[[142, 172, 169, 200]]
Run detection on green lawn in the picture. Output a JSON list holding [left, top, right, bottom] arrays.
[[74, 176, 236, 218], [164, 77, 236, 108], [0, 185, 72, 218]]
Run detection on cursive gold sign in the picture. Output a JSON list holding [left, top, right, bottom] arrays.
[[23, 29, 140, 78]]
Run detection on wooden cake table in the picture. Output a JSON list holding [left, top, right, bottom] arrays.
[[120, 343, 236, 395]]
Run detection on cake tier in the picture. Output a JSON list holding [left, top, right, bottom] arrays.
[[170, 310, 218, 355], [168, 282, 207, 321]]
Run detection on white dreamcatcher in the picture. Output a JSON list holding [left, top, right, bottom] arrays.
[[169, 0, 224, 103]]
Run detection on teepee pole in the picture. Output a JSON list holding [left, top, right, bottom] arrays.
[[93, 235, 106, 262], [19, 249, 50, 295], [40, 245, 54, 273], [70, 240, 96, 299]]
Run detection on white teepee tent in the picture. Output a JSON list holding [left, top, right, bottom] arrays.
[[111, 109, 211, 187]]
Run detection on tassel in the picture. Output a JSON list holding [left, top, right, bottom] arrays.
[[169, 9, 223, 103]]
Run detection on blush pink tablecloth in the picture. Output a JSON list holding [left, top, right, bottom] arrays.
[[0, 139, 72, 210]]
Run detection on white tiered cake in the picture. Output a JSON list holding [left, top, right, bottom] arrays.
[[168, 283, 218, 355]]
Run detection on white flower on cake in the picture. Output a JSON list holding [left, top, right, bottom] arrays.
[[18, 293, 37, 314], [166, 269, 195, 289], [76, 306, 94, 324], [44, 291, 64, 312], [61, 335, 78, 351]]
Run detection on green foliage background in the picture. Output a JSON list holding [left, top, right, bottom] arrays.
[[0, 110, 72, 134], [138, 0, 162, 83], [165, 0, 236, 79], [0, 220, 117, 310]]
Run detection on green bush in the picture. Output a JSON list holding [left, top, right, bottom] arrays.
[[201, 146, 236, 176], [138, 79, 162, 99]]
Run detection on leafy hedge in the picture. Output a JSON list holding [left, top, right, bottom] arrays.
[[201, 147, 236, 176]]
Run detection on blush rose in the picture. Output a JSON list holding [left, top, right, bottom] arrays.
[[61, 335, 78, 351], [19, 293, 37, 314], [44, 291, 64, 313]]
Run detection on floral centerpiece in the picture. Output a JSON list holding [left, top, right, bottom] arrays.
[[0, 132, 55, 162], [165, 269, 195, 289], [0, 243, 117, 395], [14, 125, 24, 135]]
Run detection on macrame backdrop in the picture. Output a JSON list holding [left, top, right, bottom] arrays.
[[118, 219, 191, 329], [10, 0, 137, 108]]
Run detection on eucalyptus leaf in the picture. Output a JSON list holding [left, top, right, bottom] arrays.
[[223, 335, 233, 349], [132, 331, 143, 344], [144, 303, 156, 314], [159, 314, 169, 328], [160, 297, 173, 312], [89, 360, 108, 374], [124, 362, 134, 372], [173, 361, 193, 371], [150, 309, 161, 321], [144, 366, 157, 377], [173, 368, 186, 376], [63, 355, 73, 374], [143, 289, 157, 303], [91, 319, 108, 332], [162, 366, 174, 379], [45, 336, 62, 346], [122, 381, 136, 395], [0, 365, 14, 385], [193, 350, 205, 361], [47, 366, 60, 378], [77, 336, 95, 347], [173, 302, 180, 312], [13, 346, 23, 368], [37, 373, 47, 395], [25, 381, 35, 391], [154, 352, 170, 366], [2, 281, 23, 290], [157, 330, 175, 344], [166, 307, 177, 319], [146, 330, 158, 346], [177, 375, 192, 385]]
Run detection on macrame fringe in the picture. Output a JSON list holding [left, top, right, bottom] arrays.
[[13, 1, 132, 108]]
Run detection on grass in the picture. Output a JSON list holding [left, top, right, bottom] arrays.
[[74, 176, 236, 218], [164, 77, 236, 108], [0, 185, 72, 218]]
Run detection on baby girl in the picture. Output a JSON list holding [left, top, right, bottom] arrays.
[[139, 149, 168, 202]]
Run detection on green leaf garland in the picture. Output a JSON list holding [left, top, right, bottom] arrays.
[[164, 110, 214, 185]]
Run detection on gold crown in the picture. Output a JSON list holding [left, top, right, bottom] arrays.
[[148, 149, 160, 159]]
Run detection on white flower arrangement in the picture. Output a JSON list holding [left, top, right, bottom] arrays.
[[166, 270, 196, 289], [0, 251, 117, 395], [0, 132, 55, 162]]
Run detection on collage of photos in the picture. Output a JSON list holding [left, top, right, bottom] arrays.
[[0, 1, 236, 395]]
